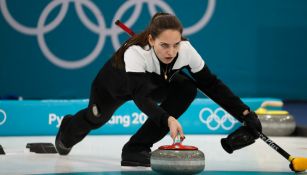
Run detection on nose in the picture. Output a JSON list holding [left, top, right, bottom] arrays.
[[167, 47, 177, 57]]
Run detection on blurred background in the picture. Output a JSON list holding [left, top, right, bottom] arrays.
[[0, 0, 306, 136], [0, 2, 307, 174], [1, 1, 307, 174], [1, 0, 306, 100]]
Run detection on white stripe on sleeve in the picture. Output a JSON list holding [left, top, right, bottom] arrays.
[[124, 46, 146, 73]]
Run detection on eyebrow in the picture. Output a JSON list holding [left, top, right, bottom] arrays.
[[160, 41, 181, 46]]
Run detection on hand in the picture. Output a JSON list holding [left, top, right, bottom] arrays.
[[243, 111, 262, 138], [221, 126, 256, 154], [167, 116, 184, 141]]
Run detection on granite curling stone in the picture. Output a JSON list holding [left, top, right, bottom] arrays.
[[151, 139, 205, 174], [256, 101, 296, 136]]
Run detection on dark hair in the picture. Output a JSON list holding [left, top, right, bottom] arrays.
[[113, 12, 185, 69]]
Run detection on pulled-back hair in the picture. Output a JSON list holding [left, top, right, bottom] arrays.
[[113, 12, 185, 69]]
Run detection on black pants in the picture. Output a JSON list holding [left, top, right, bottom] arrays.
[[60, 72, 197, 151]]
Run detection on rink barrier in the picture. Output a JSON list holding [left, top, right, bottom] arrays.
[[0, 98, 281, 136]]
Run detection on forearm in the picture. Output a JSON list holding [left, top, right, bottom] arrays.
[[127, 72, 170, 127], [191, 65, 249, 121], [133, 95, 169, 127]]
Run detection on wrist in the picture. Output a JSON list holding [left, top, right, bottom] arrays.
[[168, 116, 175, 123], [242, 109, 250, 116], [168, 116, 177, 126]]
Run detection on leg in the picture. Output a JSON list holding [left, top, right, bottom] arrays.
[[55, 85, 124, 155], [122, 72, 197, 165]]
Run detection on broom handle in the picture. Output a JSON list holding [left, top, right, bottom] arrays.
[[259, 132, 293, 161], [115, 20, 135, 36], [115, 19, 295, 163]]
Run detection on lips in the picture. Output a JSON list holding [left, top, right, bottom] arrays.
[[165, 57, 173, 60]]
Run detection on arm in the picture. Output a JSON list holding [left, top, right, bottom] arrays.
[[127, 72, 184, 139], [190, 64, 249, 122], [191, 65, 262, 136], [183, 41, 261, 135], [182, 41, 248, 121], [127, 72, 169, 127]]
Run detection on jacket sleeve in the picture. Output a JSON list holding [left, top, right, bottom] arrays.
[[190, 64, 249, 122], [124, 46, 169, 127], [127, 72, 169, 127]]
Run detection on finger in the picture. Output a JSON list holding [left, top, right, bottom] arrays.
[[180, 135, 186, 141], [178, 126, 184, 139], [170, 128, 177, 141]]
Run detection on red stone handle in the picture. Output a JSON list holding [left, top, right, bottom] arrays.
[[159, 136, 198, 150]]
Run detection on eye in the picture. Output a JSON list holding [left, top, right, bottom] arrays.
[[161, 44, 169, 48]]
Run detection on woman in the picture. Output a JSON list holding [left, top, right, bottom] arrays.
[[55, 12, 262, 167]]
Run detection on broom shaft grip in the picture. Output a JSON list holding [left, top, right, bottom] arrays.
[[115, 20, 135, 36], [259, 133, 292, 161]]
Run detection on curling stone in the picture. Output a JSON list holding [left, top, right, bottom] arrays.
[[151, 137, 205, 174], [256, 101, 296, 136]]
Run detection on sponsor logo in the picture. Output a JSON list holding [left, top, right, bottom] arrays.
[[48, 112, 148, 128], [199, 107, 238, 130], [49, 113, 64, 128], [259, 134, 279, 151], [108, 112, 148, 127]]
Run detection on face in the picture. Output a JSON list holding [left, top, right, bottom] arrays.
[[149, 29, 181, 64]]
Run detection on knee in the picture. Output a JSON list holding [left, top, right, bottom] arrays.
[[84, 104, 110, 129], [179, 79, 197, 101], [168, 78, 197, 115]]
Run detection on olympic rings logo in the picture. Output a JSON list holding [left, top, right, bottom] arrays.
[[199, 107, 238, 131], [0, 0, 216, 69], [0, 109, 7, 126]]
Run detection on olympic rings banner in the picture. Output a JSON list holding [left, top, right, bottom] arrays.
[[0, 98, 281, 136], [1, 0, 307, 99]]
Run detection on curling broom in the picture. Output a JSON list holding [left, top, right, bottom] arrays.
[[115, 20, 135, 36], [115, 19, 307, 172], [259, 132, 307, 172]]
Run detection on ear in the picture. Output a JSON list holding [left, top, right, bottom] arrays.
[[148, 34, 154, 46]]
